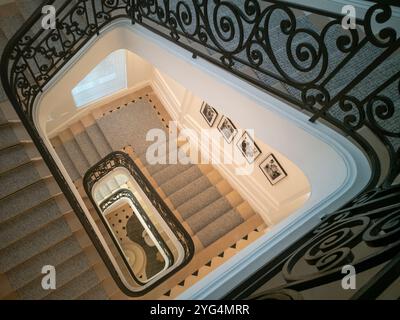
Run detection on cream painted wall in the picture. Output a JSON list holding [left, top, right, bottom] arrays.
[[152, 70, 310, 225]]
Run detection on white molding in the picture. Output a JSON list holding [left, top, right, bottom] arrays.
[[151, 69, 182, 121]]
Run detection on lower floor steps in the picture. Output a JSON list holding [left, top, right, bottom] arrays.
[[0, 103, 112, 300]]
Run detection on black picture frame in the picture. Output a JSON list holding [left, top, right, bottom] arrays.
[[200, 102, 219, 127], [217, 116, 238, 144], [259, 154, 287, 185], [236, 131, 262, 164]]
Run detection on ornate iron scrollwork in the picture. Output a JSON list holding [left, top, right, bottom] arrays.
[[99, 188, 175, 273], [1, 0, 399, 298]]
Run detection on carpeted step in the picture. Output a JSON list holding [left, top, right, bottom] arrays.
[[5, 236, 84, 291], [143, 161, 169, 176], [159, 165, 202, 196], [0, 31, 7, 102], [177, 186, 222, 220], [0, 196, 71, 251], [58, 130, 90, 177], [83, 117, 113, 158], [73, 130, 101, 167], [0, 143, 40, 175], [0, 178, 60, 224], [97, 99, 168, 154], [168, 175, 212, 208], [78, 283, 109, 300], [152, 160, 192, 186], [0, 8, 25, 39], [0, 101, 19, 124], [45, 268, 103, 300], [195, 209, 245, 247], [51, 136, 80, 182], [185, 197, 233, 234], [18, 251, 93, 300], [0, 123, 30, 150], [0, 218, 74, 273], [15, 0, 45, 20], [0, 160, 50, 199]]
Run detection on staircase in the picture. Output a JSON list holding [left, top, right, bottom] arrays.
[[1, 0, 398, 300], [0, 0, 117, 300], [49, 86, 266, 298]]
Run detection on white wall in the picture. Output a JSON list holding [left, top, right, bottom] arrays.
[[152, 70, 311, 225]]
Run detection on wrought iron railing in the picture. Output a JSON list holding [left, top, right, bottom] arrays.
[[83, 151, 194, 293], [0, 0, 399, 298], [227, 183, 400, 300]]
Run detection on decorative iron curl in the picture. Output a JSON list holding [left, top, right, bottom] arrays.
[[364, 3, 398, 48]]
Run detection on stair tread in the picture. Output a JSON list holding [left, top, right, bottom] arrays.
[[59, 130, 90, 177], [0, 178, 59, 224], [196, 209, 245, 248], [186, 197, 233, 234], [18, 251, 92, 300], [84, 120, 113, 158], [77, 283, 109, 300], [152, 161, 193, 186], [0, 196, 70, 250], [52, 137, 80, 181], [0, 218, 74, 273], [0, 161, 48, 199], [177, 186, 222, 220], [74, 130, 101, 166], [5, 236, 83, 290], [169, 175, 212, 208], [160, 165, 201, 196], [0, 143, 40, 175], [0, 124, 29, 150], [45, 268, 103, 300]]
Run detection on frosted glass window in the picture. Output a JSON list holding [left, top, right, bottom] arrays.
[[72, 50, 127, 107]]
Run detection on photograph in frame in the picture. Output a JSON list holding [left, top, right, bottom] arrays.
[[237, 131, 262, 164], [217, 116, 238, 144], [259, 154, 287, 185], [200, 102, 219, 127]]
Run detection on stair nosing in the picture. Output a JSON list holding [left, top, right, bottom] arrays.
[[12, 245, 93, 293], [167, 173, 210, 200], [0, 191, 64, 226], [0, 157, 42, 178], [0, 174, 54, 204], [1, 228, 85, 274], [0, 207, 75, 252], [159, 164, 198, 193]]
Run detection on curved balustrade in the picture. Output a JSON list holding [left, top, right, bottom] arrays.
[[0, 0, 399, 298], [83, 151, 194, 294], [99, 188, 175, 285]]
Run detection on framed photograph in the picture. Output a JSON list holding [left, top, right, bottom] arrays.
[[237, 131, 262, 164], [260, 154, 287, 185], [217, 116, 238, 143], [200, 103, 219, 127]]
